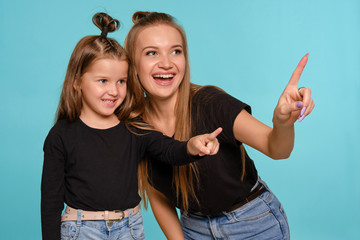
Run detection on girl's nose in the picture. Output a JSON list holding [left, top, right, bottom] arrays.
[[107, 83, 119, 96]]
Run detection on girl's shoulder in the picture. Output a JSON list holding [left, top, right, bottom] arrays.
[[45, 119, 80, 143], [50, 118, 77, 133], [125, 117, 156, 136]]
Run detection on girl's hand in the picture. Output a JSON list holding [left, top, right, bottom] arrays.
[[187, 127, 223, 156], [273, 54, 315, 126]]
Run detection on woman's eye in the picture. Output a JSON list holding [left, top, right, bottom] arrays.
[[172, 49, 182, 55], [99, 79, 106, 83], [146, 51, 156, 56]]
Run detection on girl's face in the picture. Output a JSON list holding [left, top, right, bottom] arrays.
[[134, 24, 185, 101], [79, 58, 128, 123]]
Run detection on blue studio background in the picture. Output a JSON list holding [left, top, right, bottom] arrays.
[[0, 0, 359, 239]]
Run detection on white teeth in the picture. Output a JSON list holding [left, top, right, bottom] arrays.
[[153, 74, 174, 79], [103, 100, 115, 103]]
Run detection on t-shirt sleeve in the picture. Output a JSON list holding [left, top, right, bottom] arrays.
[[41, 124, 66, 240], [192, 86, 251, 143], [132, 126, 202, 166]]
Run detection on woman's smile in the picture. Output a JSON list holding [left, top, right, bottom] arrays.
[[135, 24, 185, 100]]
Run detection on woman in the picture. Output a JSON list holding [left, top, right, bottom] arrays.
[[125, 11, 314, 240]]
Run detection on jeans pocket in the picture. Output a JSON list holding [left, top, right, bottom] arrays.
[[61, 221, 79, 240], [259, 189, 290, 239], [129, 211, 145, 240], [223, 195, 286, 239], [230, 190, 272, 222], [231, 205, 272, 222]]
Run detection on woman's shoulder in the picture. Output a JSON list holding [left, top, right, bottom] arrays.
[[191, 84, 251, 116], [194, 85, 225, 96], [192, 85, 239, 105]]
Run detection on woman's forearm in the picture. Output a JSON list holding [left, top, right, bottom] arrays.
[[268, 123, 295, 159], [148, 186, 185, 240]]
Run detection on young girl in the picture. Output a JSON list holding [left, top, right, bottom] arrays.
[[41, 12, 221, 240], [125, 11, 314, 240]]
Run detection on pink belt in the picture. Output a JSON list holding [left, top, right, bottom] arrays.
[[61, 205, 140, 222]]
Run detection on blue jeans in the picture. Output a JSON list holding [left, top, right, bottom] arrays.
[[180, 179, 290, 240], [60, 208, 145, 240]]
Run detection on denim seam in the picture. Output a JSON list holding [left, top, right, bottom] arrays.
[[258, 196, 287, 239], [129, 210, 144, 240], [208, 216, 218, 239]]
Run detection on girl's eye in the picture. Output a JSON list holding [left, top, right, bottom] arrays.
[[118, 79, 126, 84], [99, 79, 107, 83]]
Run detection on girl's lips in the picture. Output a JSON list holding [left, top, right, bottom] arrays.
[[102, 99, 117, 107]]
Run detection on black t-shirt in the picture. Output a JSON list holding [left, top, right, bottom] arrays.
[[41, 118, 195, 240], [149, 86, 258, 215]]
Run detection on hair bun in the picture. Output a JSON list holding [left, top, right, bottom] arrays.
[[92, 12, 120, 36], [132, 11, 150, 23]]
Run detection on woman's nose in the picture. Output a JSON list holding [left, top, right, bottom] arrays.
[[158, 55, 172, 69]]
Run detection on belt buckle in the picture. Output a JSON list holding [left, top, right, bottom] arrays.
[[114, 210, 125, 220]]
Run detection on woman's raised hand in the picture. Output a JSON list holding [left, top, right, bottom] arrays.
[[187, 127, 223, 156], [273, 54, 315, 126]]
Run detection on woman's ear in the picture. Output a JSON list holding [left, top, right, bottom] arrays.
[[73, 78, 80, 91]]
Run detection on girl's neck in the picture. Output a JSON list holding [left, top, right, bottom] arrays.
[[146, 95, 177, 137], [79, 113, 120, 130]]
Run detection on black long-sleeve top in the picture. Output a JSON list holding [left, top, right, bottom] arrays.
[[41, 118, 196, 239]]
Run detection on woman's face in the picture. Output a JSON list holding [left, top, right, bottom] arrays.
[[134, 24, 185, 101]]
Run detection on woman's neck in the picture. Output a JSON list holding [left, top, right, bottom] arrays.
[[146, 95, 177, 137]]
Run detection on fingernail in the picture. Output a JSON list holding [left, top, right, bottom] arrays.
[[298, 114, 306, 122], [296, 102, 303, 108], [301, 107, 306, 116]]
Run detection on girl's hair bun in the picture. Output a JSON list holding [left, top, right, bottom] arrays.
[[92, 12, 120, 37], [132, 11, 150, 23]]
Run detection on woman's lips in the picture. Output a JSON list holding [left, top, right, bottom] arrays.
[[152, 73, 175, 86]]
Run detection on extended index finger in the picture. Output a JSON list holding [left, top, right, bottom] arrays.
[[208, 127, 223, 140], [287, 53, 309, 88]]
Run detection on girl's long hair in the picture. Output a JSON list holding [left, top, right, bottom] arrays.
[[56, 12, 132, 123]]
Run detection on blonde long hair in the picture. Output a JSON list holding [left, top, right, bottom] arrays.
[[125, 11, 199, 210], [125, 12, 246, 210]]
